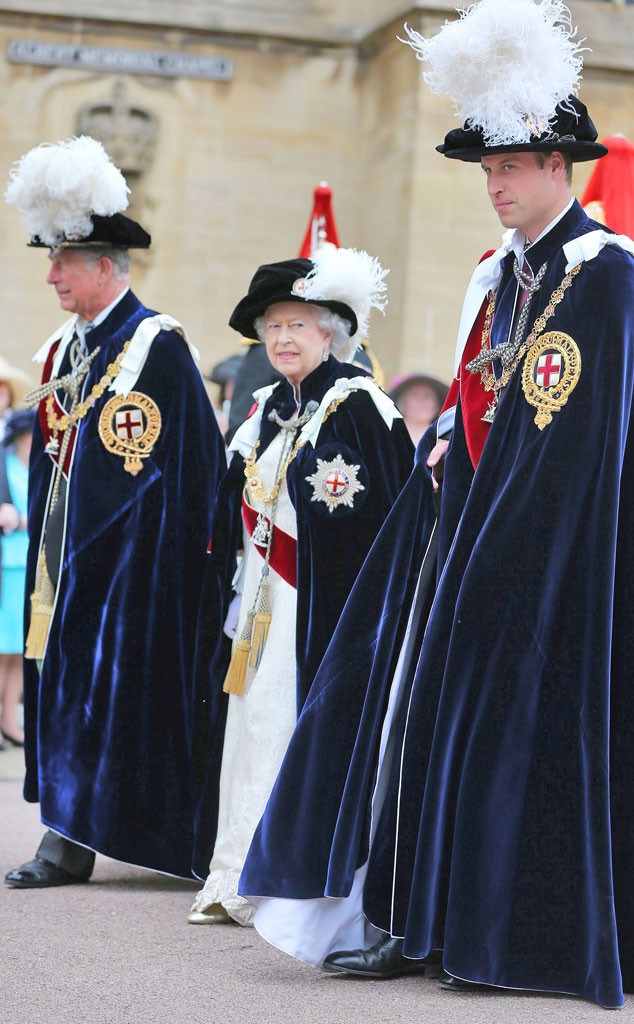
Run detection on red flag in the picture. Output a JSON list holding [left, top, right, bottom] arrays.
[[581, 135, 634, 239], [298, 182, 341, 257]]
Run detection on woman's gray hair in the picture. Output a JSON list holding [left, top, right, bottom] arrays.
[[254, 303, 358, 362]]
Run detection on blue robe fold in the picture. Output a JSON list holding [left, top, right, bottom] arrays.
[[240, 202, 634, 1008], [23, 289, 226, 879], [238, 435, 438, 898]]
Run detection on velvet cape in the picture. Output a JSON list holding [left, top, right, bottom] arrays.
[[240, 202, 634, 1008], [23, 289, 226, 879], [238, 433, 438, 896], [191, 355, 414, 880]]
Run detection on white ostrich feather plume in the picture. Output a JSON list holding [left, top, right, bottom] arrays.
[[5, 136, 129, 246], [303, 246, 388, 355], [402, 0, 585, 147]]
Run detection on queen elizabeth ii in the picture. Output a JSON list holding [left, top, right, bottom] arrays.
[[189, 246, 414, 925]]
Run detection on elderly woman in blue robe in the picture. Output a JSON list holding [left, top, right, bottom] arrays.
[[189, 247, 414, 925]]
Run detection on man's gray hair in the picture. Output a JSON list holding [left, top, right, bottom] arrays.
[[76, 246, 131, 279]]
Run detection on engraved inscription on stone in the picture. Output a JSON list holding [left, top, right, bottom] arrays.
[[7, 39, 234, 81]]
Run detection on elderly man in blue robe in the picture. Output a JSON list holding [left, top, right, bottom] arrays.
[[3, 136, 225, 887]]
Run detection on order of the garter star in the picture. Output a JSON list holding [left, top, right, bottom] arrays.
[[305, 453, 365, 511]]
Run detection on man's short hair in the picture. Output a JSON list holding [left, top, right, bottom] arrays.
[[534, 150, 573, 185], [75, 246, 131, 279]]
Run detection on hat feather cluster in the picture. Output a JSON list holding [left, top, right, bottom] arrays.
[[303, 246, 388, 354], [5, 136, 129, 246], [402, 0, 585, 147]]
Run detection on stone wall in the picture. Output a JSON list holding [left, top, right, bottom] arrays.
[[1, 0, 633, 394]]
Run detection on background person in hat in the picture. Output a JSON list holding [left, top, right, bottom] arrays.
[[236, 0, 634, 1008], [226, 340, 284, 444], [389, 372, 449, 446], [188, 247, 413, 925], [3, 136, 226, 887], [0, 409, 35, 750], [206, 351, 246, 436], [0, 356, 31, 442]]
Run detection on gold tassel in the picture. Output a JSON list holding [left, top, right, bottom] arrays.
[[223, 612, 254, 696], [249, 574, 271, 669], [25, 553, 55, 661]]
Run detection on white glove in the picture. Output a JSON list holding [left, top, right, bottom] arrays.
[[223, 593, 242, 639]]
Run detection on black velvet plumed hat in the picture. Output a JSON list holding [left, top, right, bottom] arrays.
[[438, 98, 607, 164], [5, 136, 151, 249], [229, 259, 359, 342], [229, 248, 389, 363], [401, 0, 608, 166]]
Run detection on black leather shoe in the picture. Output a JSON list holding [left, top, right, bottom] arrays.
[[439, 971, 495, 992], [323, 935, 442, 979], [1, 728, 24, 748], [4, 857, 91, 888]]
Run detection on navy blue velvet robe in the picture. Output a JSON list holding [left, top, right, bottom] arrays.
[[191, 356, 414, 879], [23, 290, 226, 878], [240, 203, 634, 1007]]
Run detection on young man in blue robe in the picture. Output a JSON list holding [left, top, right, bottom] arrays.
[[3, 136, 226, 886], [237, 0, 634, 1009]]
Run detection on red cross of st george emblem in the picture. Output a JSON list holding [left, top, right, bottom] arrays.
[[324, 470, 349, 495], [115, 408, 144, 440], [535, 352, 562, 388]]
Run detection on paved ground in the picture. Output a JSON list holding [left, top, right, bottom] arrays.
[[0, 746, 630, 1024]]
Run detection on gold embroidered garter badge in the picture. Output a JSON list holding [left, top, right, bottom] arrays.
[[98, 391, 162, 475], [521, 331, 581, 431]]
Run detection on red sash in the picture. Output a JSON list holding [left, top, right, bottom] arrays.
[[38, 340, 77, 479], [241, 495, 298, 589], [439, 251, 496, 471], [459, 295, 494, 470]]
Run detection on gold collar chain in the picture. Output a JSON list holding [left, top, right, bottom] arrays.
[[472, 262, 582, 400], [244, 432, 303, 506], [244, 402, 318, 505], [45, 339, 132, 436]]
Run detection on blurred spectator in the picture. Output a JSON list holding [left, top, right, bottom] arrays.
[[0, 409, 35, 749], [206, 352, 246, 436], [226, 341, 283, 444], [0, 357, 31, 441], [350, 341, 385, 387], [389, 373, 449, 446]]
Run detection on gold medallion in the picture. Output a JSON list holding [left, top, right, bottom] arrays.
[[521, 331, 581, 430], [98, 391, 162, 475]]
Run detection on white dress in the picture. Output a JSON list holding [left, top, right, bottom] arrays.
[[190, 431, 298, 925]]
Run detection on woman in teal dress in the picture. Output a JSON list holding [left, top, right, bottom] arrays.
[[0, 409, 35, 748]]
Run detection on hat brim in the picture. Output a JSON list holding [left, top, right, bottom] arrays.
[[230, 293, 358, 342], [390, 374, 449, 408], [2, 409, 36, 447], [438, 98, 609, 164], [206, 353, 246, 384], [28, 212, 151, 249], [438, 140, 609, 163], [0, 359, 31, 403]]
